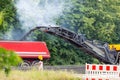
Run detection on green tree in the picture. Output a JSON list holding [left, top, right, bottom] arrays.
[[0, 0, 21, 40], [0, 0, 16, 31], [57, 0, 119, 43], [0, 48, 22, 76]]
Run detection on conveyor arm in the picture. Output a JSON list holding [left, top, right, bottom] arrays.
[[21, 26, 120, 64]]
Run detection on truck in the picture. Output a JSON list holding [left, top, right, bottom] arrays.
[[0, 41, 50, 68], [21, 26, 120, 64]]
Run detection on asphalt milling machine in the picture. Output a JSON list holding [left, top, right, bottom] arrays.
[[21, 26, 120, 65]]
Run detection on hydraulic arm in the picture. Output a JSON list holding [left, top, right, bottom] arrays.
[[21, 26, 120, 64]]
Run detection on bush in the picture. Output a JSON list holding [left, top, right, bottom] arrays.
[[0, 48, 22, 76]]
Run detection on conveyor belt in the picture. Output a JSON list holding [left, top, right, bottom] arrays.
[[21, 26, 120, 64]]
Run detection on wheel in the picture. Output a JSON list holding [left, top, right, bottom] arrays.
[[20, 60, 31, 70], [32, 60, 40, 66], [32, 60, 43, 70]]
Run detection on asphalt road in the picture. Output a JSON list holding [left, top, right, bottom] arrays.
[[44, 65, 85, 74]]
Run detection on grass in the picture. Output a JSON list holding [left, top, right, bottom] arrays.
[[0, 70, 81, 80]]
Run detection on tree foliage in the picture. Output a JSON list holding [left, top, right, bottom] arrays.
[[0, 0, 16, 31], [0, 48, 22, 76], [0, 0, 21, 40], [57, 0, 120, 43]]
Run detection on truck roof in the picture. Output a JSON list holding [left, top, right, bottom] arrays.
[[0, 41, 50, 59]]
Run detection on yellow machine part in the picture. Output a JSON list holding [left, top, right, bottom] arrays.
[[109, 44, 120, 51]]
